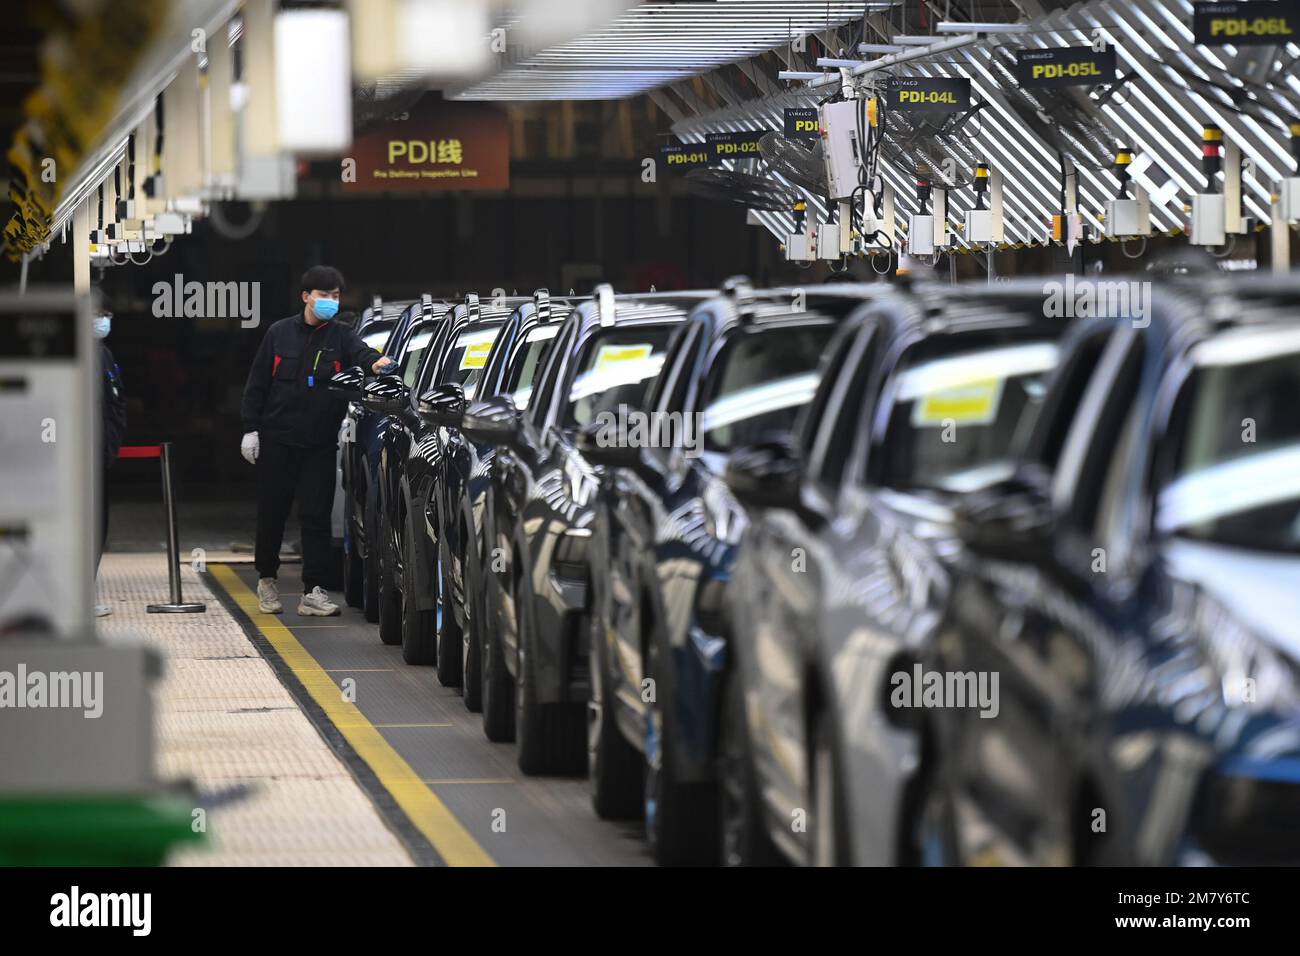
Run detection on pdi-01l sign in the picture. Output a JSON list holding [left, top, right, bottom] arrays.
[[887, 76, 971, 112], [1015, 47, 1117, 87], [706, 131, 768, 161], [661, 143, 713, 171], [1193, 1, 1297, 45]]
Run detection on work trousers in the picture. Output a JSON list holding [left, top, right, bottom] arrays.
[[255, 438, 336, 592]]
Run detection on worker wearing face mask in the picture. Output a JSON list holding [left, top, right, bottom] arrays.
[[240, 265, 395, 616], [94, 309, 127, 618]]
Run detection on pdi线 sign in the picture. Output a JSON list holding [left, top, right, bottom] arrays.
[[1192, 1, 1297, 46], [706, 131, 768, 161], [660, 143, 713, 171], [886, 76, 971, 112], [783, 107, 819, 139], [1015, 47, 1118, 88]]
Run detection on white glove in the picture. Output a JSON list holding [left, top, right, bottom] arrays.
[[241, 431, 259, 464]]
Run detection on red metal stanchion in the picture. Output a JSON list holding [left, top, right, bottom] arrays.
[[119, 442, 205, 614]]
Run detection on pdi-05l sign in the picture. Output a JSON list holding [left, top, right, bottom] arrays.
[[1193, 1, 1297, 45], [887, 76, 971, 112], [1015, 47, 1117, 88]]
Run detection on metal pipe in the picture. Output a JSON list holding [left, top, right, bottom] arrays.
[[806, 33, 979, 89], [147, 442, 206, 613]]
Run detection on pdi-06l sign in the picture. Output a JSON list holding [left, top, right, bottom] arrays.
[[887, 76, 971, 112], [1015, 47, 1117, 88], [661, 143, 713, 171], [1193, 1, 1297, 45]]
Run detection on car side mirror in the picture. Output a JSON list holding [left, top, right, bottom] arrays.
[[462, 395, 521, 447], [955, 464, 1055, 558], [329, 366, 365, 399], [418, 382, 468, 427], [362, 376, 409, 414], [725, 439, 804, 512], [574, 419, 644, 469]]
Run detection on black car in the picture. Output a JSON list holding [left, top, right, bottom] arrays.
[[336, 296, 433, 621], [426, 290, 574, 706], [915, 276, 1300, 866], [579, 280, 878, 864], [462, 286, 708, 773], [368, 294, 518, 659], [723, 281, 1073, 865]]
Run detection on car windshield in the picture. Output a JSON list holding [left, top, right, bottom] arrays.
[[699, 324, 836, 456], [566, 325, 674, 427], [879, 339, 1060, 492], [1156, 329, 1300, 554], [508, 325, 559, 408], [438, 323, 503, 401]]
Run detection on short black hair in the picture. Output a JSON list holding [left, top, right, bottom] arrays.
[[300, 265, 345, 294]]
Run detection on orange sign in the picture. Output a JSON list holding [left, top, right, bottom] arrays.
[[344, 100, 509, 193]]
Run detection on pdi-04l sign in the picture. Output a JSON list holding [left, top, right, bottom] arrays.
[[887, 76, 971, 112], [1015, 47, 1117, 88], [1193, 1, 1297, 45]]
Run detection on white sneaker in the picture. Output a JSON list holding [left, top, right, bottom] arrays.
[[94, 604, 112, 618], [298, 586, 340, 617], [257, 577, 283, 614]]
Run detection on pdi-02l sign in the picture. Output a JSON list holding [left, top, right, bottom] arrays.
[[1015, 47, 1117, 88], [706, 131, 768, 161], [1193, 1, 1297, 45], [887, 76, 971, 112]]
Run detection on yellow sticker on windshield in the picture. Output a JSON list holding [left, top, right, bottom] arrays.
[[912, 378, 1004, 427], [460, 341, 493, 370], [593, 343, 653, 372]]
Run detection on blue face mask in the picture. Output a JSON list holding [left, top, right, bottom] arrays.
[[93, 316, 111, 339], [312, 297, 339, 320]]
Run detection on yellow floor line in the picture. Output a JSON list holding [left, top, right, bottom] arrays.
[[210, 564, 495, 867], [424, 778, 515, 786], [376, 723, 453, 728]]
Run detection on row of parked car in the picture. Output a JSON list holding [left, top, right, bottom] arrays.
[[331, 273, 1300, 866]]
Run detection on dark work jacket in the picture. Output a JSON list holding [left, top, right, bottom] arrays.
[[241, 311, 382, 448], [100, 342, 127, 468]]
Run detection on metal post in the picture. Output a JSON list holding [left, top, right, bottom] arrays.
[[147, 442, 206, 613]]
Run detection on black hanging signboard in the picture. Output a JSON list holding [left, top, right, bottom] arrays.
[[1015, 47, 1118, 87], [1192, 1, 1297, 46], [886, 76, 971, 112], [706, 131, 768, 161], [783, 107, 820, 139], [660, 143, 714, 171]]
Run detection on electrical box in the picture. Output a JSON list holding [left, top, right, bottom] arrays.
[[1191, 193, 1226, 246], [817, 222, 842, 260], [1279, 177, 1300, 221], [909, 213, 935, 256], [1103, 198, 1145, 238], [785, 232, 816, 262], [964, 209, 1001, 244], [818, 99, 864, 201]]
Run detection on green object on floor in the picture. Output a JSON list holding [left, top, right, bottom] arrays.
[[0, 794, 206, 866]]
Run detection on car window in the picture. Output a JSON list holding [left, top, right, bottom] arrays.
[[438, 323, 503, 400], [564, 325, 675, 428], [362, 321, 396, 352], [697, 323, 835, 455], [401, 326, 436, 388], [507, 325, 559, 408], [1154, 330, 1300, 553], [875, 338, 1059, 493]]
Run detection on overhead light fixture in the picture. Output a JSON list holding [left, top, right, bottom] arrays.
[[858, 44, 907, 54], [935, 22, 1028, 34], [779, 70, 826, 81], [816, 57, 865, 68], [891, 36, 953, 45]]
